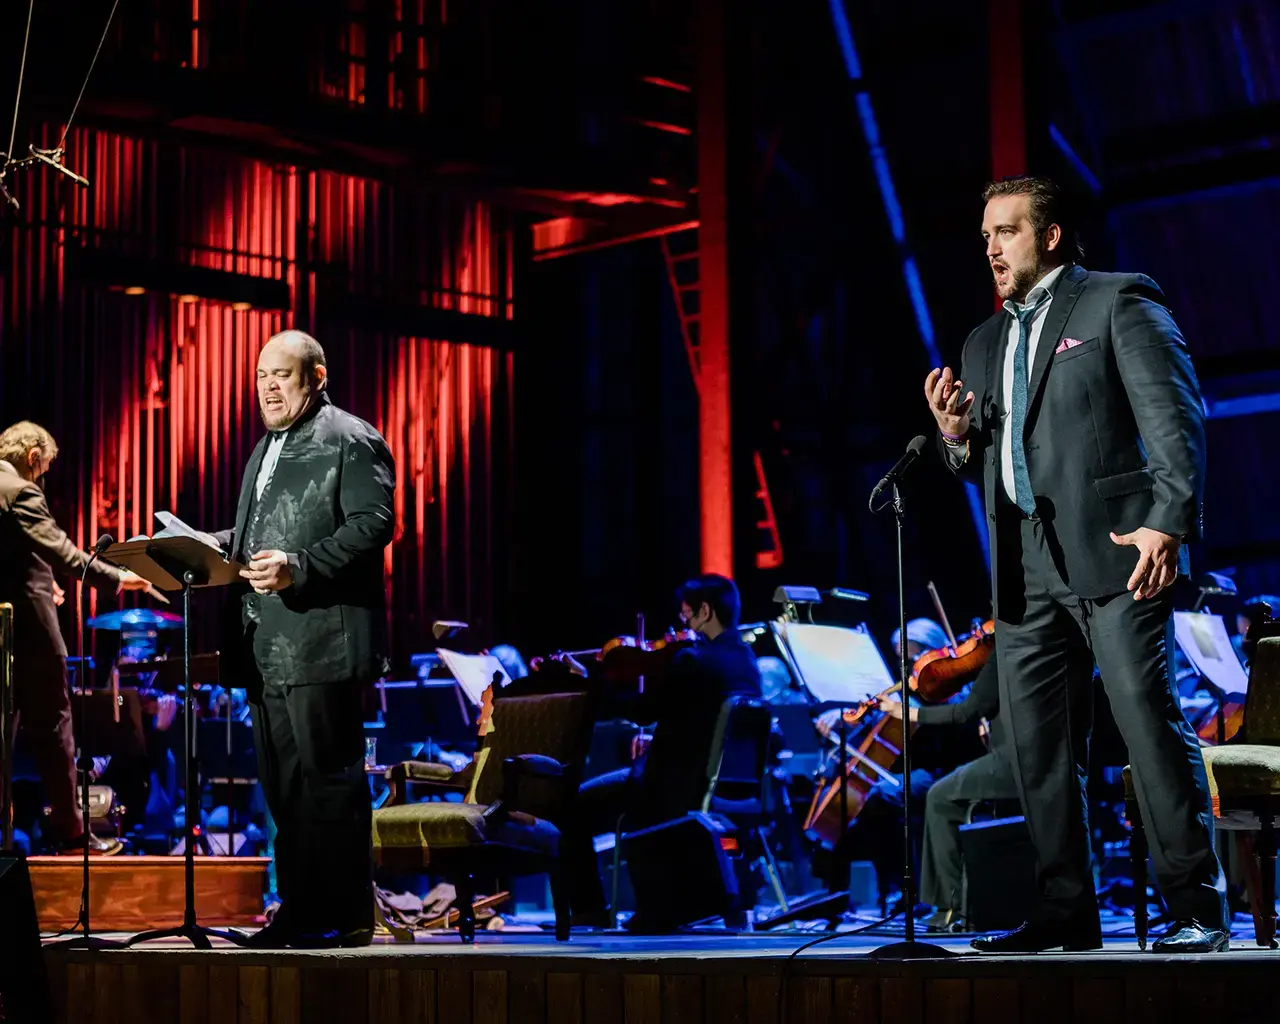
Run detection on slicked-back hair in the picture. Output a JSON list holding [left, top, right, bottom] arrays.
[[983, 175, 1085, 263]]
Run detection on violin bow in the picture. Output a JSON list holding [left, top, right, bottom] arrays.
[[926, 580, 960, 655]]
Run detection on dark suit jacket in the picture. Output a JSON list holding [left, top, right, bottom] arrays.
[[637, 630, 763, 820], [944, 265, 1206, 604], [0, 459, 123, 662], [213, 394, 396, 687]]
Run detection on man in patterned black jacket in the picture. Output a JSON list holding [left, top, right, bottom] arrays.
[[212, 331, 395, 949]]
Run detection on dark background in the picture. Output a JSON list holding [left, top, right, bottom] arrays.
[[2, 0, 1276, 669]]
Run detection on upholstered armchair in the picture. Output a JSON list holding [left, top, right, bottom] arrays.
[[372, 690, 594, 942], [1126, 607, 1280, 949]]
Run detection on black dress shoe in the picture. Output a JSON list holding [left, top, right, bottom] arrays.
[[1150, 919, 1229, 954], [922, 908, 968, 934], [53, 833, 123, 856], [971, 920, 1102, 953], [290, 926, 374, 949], [243, 914, 298, 949]]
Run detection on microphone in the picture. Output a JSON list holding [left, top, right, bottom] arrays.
[[869, 435, 928, 507], [827, 587, 870, 602], [92, 533, 115, 557]]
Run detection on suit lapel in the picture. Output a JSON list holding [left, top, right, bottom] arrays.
[[979, 314, 1007, 431], [233, 438, 268, 559], [1025, 264, 1088, 426]]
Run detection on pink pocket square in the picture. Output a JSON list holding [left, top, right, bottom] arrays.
[[1055, 337, 1085, 354]]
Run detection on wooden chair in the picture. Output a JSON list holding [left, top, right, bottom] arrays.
[[1126, 608, 1280, 949], [372, 690, 593, 942]]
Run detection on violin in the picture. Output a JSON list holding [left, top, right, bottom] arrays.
[[909, 581, 994, 703], [599, 628, 698, 686], [829, 584, 994, 734], [531, 623, 700, 690], [911, 618, 995, 702], [805, 584, 995, 847]]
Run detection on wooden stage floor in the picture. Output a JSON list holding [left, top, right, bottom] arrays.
[[41, 929, 1280, 1024]]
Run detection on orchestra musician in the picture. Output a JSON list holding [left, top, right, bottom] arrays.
[[209, 331, 396, 949], [876, 651, 1014, 932], [0, 421, 155, 855], [927, 175, 1227, 953], [563, 574, 763, 928], [815, 618, 983, 908]]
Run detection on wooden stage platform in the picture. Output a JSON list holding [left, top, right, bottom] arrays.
[[41, 931, 1280, 1024], [28, 855, 270, 931]]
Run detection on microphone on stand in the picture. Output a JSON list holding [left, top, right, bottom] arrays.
[[91, 533, 115, 558], [827, 587, 870, 602], [868, 435, 928, 510]]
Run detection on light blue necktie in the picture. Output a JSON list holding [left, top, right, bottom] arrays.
[[1009, 296, 1050, 516]]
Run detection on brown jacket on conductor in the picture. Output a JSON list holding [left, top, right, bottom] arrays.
[[0, 459, 123, 664]]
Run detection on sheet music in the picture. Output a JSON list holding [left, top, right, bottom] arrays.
[[436, 649, 511, 707], [1172, 612, 1249, 699], [772, 622, 895, 705], [154, 511, 223, 551]]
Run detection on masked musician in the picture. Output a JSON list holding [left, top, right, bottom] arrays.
[[563, 573, 763, 927]]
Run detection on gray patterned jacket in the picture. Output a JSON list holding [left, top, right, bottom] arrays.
[[214, 394, 396, 687]]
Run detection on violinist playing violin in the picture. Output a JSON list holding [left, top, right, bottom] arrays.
[[563, 574, 762, 928]]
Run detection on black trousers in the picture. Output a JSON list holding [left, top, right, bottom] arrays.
[[564, 767, 645, 914], [247, 679, 372, 932], [10, 652, 81, 840], [996, 514, 1225, 930], [919, 751, 1019, 911]]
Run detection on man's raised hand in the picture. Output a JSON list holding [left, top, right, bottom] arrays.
[[925, 366, 975, 438]]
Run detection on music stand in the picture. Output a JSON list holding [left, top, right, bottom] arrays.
[[107, 537, 248, 949]]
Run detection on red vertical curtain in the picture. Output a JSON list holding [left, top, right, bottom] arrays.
[[0, 124, 514, 664]]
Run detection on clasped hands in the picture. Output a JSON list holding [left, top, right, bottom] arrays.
[[239, 549, 293, 594]]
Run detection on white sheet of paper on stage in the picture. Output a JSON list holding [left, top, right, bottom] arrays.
[[771, 622, 895, 705], [435, 649, 512, 707], [1173, 612, 1248, 700]]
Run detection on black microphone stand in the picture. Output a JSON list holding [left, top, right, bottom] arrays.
[[126, 570, 244, 948], [865, 481, 958, 960], [45, 538, 121, 950]]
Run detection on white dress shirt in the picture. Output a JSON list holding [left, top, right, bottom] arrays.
[[997, 264, 1066, 504], [254, 431, 288, 501]]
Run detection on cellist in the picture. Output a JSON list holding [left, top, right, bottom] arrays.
[[815, 618, 986, 909]]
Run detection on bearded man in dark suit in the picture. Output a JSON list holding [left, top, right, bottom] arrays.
[[211, 330, 395, 949], [926, 176, 1226, 954]]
